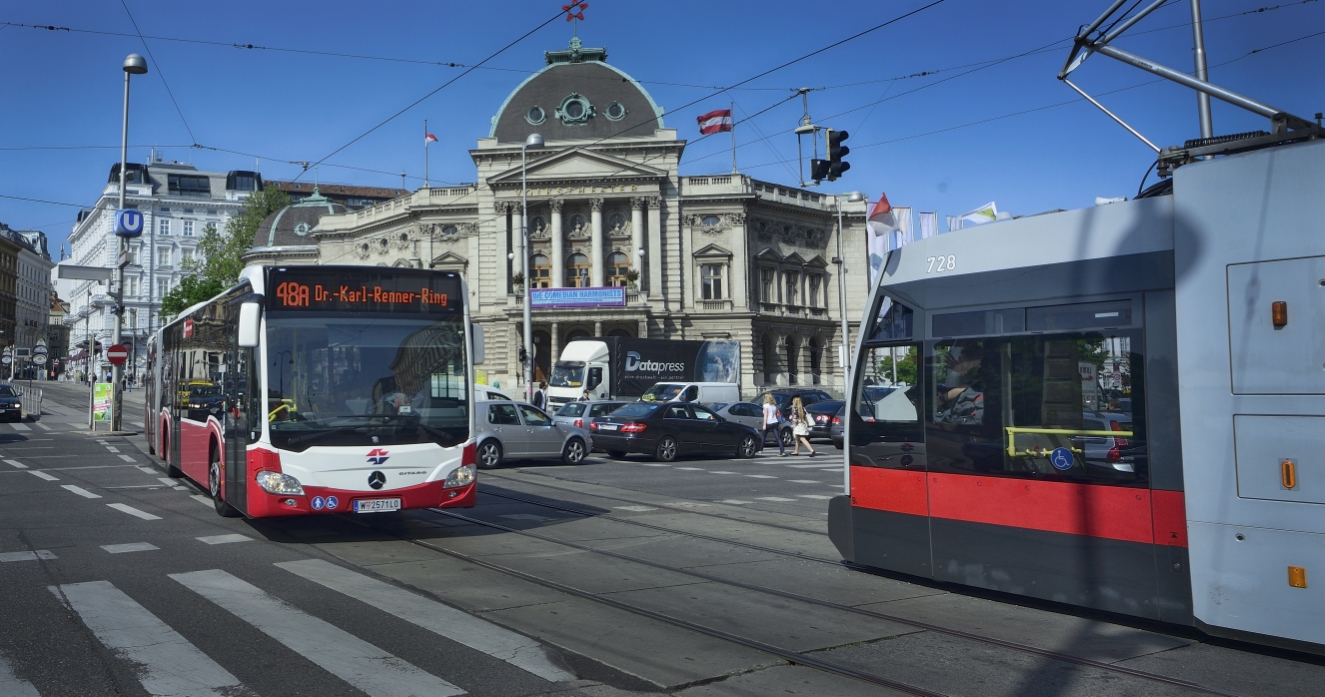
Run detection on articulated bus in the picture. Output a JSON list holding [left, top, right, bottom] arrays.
[[144, 265, 480, 518], [830, 137, 1325, 653]]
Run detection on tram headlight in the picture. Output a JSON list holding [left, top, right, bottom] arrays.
[[255, 471, 305, 495], [444, 464, 475, 489]]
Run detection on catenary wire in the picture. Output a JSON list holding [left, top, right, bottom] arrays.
[[119, 0, 197, 145]]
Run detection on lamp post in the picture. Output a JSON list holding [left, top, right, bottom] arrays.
[[834, 192, 865, 384], [112, 53, 147, 432], [521, 133, 544, 402]]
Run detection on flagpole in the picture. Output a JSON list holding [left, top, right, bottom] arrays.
[[730, 101, 738, 174], [424, 119, 430, 189]]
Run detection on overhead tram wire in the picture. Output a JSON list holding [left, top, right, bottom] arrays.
[[120, 0, 197, 145]]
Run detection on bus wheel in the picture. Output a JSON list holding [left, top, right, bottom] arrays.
[[209, 449, 240, 518], [164, 432, 183, 478], [477, 440, 502, 470]]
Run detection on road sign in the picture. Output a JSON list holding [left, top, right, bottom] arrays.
[[106, 344, 130, 366], [1, 356, 10, 365], [114, 209, 144, 237], [31, 354, 46, 366]]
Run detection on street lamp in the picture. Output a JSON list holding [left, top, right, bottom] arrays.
[[111, 53, 147, 432], [521, 132, 544, 402], [834, 191, 865, 383]]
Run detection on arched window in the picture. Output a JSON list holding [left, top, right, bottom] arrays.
[[786, 338, 800, 385], [809, 338, 823, 385], [566, 253, 590, 287], [762, 334, 778, 385], [607, 252, 630, 287], [530, 254, 550, 288], [608, 328, 632, 338]]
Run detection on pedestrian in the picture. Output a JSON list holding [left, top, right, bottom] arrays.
[[761, 394, 786, 457], [533, 381, 547, 410], [788, 396, 816, 457], [579, 389, 590, 402]]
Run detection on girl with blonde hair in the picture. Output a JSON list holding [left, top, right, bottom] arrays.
[[789, 396, 816, 457]]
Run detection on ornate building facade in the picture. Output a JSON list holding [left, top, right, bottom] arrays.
[[279, 38, 873, 393]]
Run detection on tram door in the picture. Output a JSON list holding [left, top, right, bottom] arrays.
[[848, 342, 931, 576]]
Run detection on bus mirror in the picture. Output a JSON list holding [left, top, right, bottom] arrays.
[[471, 323, 485, 364], [238, 302, 262, 348]]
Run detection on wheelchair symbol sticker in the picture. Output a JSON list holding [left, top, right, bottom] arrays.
[[1050, 447, 1074, 471]]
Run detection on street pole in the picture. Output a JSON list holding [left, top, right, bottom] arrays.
[[1190, 0, 1213, 140], [521, 133, 543, 403], [835, 192, 864, 388], [112, 54, 147, 433], [86, 292, 94, 430]]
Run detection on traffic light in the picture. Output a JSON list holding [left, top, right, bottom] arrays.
[[825, 128, 850, 181], [519, 347, 529, 364]]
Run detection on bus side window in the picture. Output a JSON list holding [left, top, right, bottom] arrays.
[[849, 345, 923, 465]]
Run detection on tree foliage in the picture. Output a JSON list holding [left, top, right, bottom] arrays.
[[159, 185, 290, 317]]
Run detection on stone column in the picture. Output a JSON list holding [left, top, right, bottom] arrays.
[[550, 321, 560, 366], [729, 211, 747, 310], [590, 198, 605, 287], [646, 196, 662, 306], [511, 204, 524, 287], [630, 197, 645, 290], [550, 199, 564, 288], [594, 320, 603, 337]]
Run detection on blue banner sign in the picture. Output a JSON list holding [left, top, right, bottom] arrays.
[[114, 209, 144, 237], [530, 287, 626, 309]]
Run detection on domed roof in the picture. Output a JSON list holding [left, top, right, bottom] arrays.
[[490, 38, 665, 144], [252, 188, 348, 249]]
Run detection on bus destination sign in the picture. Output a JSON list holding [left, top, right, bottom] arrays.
[[266, 267, 462, 314]]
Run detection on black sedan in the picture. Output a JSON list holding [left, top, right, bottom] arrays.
[[591, 402, 763, 462], [805, 400, 844, 440]]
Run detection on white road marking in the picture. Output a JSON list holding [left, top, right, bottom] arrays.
[[28, 470, 58, 481], [129, 421, 144, 428], [0, 550, 56, 562], [668, 502, 710, 508], [10, 423, 30, 432], [0, 651, 40, 697], [797, 494, 836, 500], [279, 558, 577, 682], [196, 534, 251, 545], [709, 471, 738, 474], [785, 463, 835, 468], [4, 460, 26, 469], [171, 569, 463, 697], [745, 474, 777, 479], [118, 455, 136, 463], [719, 499, 752, 505], [62, 485, 101, 499], [190, 495, 213, 507], [756, 497, 796, 502], [33, 422, 50, 431], [101, 542, 159, 554], [107, 504, 161, 520], [52, 580, 247, 697], [614, 505, 657, 512], [105, 446, 120, 453], [498, 513, 553, 521], [787, 480, 823, 484], [137, 466, 157, 474], [157, 478, 178, 487], [95, 440, 107, 445], [638, 463, 670, 467], [675, 467, 705, 471]]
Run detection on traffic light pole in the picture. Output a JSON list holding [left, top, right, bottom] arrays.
[[110, 65, 131, 433]]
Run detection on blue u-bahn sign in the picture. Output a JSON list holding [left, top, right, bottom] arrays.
[[114, 209, 144, 238]]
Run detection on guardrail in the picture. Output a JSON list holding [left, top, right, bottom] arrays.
[[12, 383, 42, 420]]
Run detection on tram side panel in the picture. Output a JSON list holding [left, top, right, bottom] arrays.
[[1173, 139, 1325, 649]]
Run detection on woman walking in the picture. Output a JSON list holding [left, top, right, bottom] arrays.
[[789, 396, 816, 457], [761, 394, 786, 457]]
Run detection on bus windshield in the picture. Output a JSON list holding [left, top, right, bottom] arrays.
[[265, 316, 469, 451]]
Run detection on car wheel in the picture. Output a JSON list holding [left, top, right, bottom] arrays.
[[477, 440, 502, 469], [209, 451, 240, 518], [655, 436, 678, 462], [606, 450, 627, 459], [780, 426, 794, 445], [737, 434, 758, 459], [562, 438, 586, 465]]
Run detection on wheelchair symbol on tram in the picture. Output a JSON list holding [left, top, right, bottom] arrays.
[[1049, 447, 1074, 471]]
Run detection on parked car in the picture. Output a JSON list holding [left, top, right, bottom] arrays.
[[710, 402, 765, 432], [805, 400, 844, 440], [474, 384, 513, 401], [474, 400, 591, 469], [755, 388, 836, 443], [591, 402, 762, 462], [830, 404, 846, 449], [554, 400, 628, 448], [1075, 411, 1140, 473], [638, 382, 740, 404]]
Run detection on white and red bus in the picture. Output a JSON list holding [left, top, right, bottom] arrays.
[[144, 265, 480, 518]]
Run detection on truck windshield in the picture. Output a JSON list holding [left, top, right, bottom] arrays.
[[550, 361, 585, 388], [640, 383, 684, 402], [265, 316, 469, 451]]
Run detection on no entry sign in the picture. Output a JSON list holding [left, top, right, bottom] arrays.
[[106, 344, 130, 366]]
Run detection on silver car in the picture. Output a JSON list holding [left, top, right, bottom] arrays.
[[475, 400, 591, 469], [553, 400, 628, 440], [710, 402, 766, 431]]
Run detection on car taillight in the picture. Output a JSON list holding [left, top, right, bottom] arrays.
[[1110, 420, 1130, 448], [832, 416, 841, 425], [575, 418, 583, 428], [621, 422, 647, 433], [590, 421, 599, 431], [1107, 446, 1121, 462]]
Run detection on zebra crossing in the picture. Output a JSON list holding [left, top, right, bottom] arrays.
[[6, 560, 576, 696]]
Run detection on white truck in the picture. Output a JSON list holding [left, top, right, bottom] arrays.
[[545, 337, 740, 408]]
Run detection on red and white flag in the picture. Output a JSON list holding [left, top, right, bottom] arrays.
[[697, 109, 733, 135], [424, 133, 438, 145], [867, 193, 899, 235]]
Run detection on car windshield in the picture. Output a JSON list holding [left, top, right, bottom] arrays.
[[265, 316, 469, 451], [550, 361, 585, 388], [613, 403, 660, 418], [761, 392, 791, 409], [640, 384, 684, 402], [556, 403, 586, 417], [0, 386, 17, 397], [709, 402, 729, 411]]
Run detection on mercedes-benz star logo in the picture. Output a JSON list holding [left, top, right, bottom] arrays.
[[368, 471, 386, 490]]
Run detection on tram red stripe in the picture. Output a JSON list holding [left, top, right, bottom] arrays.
[[849, 467, 928, 517], [1151, 489, 1188, 547]]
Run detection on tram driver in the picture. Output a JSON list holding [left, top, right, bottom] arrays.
[[936, 342, 984, 425]]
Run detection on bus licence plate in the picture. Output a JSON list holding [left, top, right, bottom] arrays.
[[354, 498, 401, 513]]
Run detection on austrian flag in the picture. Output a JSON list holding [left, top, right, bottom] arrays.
[[696, 109, 733, 135], [424, 133, 438, 145]]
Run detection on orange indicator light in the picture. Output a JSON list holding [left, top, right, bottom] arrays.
[[1272, 301, 1288, 328], [1289, 566, 1307, 588]]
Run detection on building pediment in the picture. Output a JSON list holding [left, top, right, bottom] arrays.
[[431, 250, 469, 268], [487, 147, 667, 189], [693, 243, 733, 259], [804, 254, 829, 269], [754, 247, 783, 262]]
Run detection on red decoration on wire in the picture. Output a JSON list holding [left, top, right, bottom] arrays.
[[562, 1, 587, 22]]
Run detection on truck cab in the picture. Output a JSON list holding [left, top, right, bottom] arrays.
[[547, 341, 609, 407]]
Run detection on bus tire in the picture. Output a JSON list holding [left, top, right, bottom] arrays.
[[163, 431, 183, 478], [209, 446, 240, 518], [477, 440, 502, 470], [562, 438, 586, 465]]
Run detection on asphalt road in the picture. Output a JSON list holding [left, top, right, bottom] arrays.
[[4, 381, 1324, 697]]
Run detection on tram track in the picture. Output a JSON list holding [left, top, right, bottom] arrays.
[[419, 506, 1248, 697]]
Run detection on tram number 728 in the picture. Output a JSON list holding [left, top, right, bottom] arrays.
[[926, 255, 956, 273]]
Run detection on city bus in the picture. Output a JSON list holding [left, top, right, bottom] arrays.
[[144, 265, 481, 518]]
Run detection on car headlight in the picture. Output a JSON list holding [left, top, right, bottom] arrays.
[[443, 464, 475, 489], [255, 471, 304, 495]]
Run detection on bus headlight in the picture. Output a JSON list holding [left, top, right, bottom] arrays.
[[255, 471, 305, 495], [443, 464, 475, 489]]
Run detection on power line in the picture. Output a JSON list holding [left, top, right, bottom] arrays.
[[0, 193, 90, 208], [120, 0, 197, 145]]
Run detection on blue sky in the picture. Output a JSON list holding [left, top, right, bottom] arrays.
[[2, 0, 1322, 257]]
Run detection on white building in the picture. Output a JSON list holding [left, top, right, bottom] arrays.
[[64, 160, 263, 371]]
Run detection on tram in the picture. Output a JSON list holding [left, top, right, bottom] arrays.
[[144, 265, 481, 518], [830, 134, 1325, 652]]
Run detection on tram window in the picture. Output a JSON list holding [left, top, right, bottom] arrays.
[[848, 344, 923, 466], [932, 308, 1024, 338], [1026, 300, 1131, 331], [924, 332, 1146, 485], [868, 297, 913, 342]]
